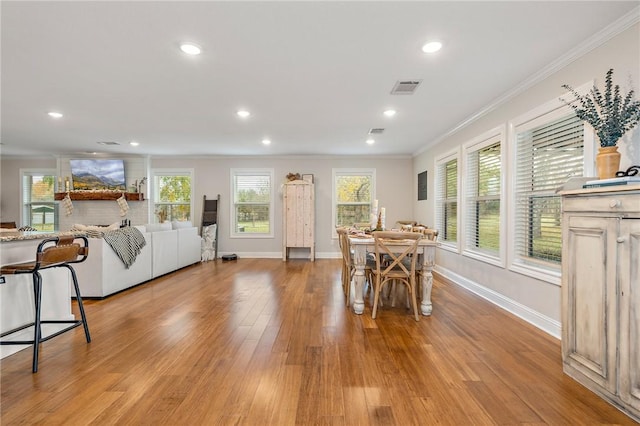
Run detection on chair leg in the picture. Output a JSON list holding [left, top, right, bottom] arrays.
[[410, 279, 420, 322], [372, 277, 381, 319], [32, 272, 43, 373], [66, 265, 91, 343]]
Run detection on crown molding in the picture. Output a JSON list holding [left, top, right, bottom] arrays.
[[413, 6, 640, 157]]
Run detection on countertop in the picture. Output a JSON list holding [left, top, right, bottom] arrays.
[[0, 230, 86, 243]]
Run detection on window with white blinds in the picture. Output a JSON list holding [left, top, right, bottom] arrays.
[[332, 169, 375, 230], [152, 170, 193, 223], [514, 113, 584, 267], [22, 169, 58, 231], [464, 139, 501, 258], [435, 154, 458, 247], [231, 169, 274, 237]]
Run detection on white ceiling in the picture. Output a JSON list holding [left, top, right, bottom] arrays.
[[1, 1, 637, 158]]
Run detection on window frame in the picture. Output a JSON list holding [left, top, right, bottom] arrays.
[[150, 168, 194, 223], [331, 168, 376, 237], [20, 168, 58, 231], [461, 126, 506, 267], [434, 150, 460, 253], [230, 168, 274, 239], [507, 87, 595, 284]]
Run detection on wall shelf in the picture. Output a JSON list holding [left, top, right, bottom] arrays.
[[54, 192, 145, 201]]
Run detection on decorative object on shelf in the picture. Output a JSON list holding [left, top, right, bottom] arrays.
[[561, 68, 640, 179], [137, 177, 147, 193], [117, 194, 129, 217], [302, 174, 314, 183], [286, 172, 301, 181], [616, 165, 640, 177], [62, 193, 73, 216]]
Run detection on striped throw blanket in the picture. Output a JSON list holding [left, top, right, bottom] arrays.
[[103, 227, 147, 269]]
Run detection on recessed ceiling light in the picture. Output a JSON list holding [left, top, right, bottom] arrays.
[[366, 138, 375, 145], [129, 141, 139, 146], [48, 112, 63, 118], [237, 110, 250, 118], [383, 109, 396, 117], [180, 43, 201, 55], [262, 139, 271, 146], [422, 41, 442, 53]]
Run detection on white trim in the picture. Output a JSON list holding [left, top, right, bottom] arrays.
[[460, 125, 506, 268], [434, 149, 460, 253], [150, 168, 195, 223], [229, 168, 275, 239], [412, 7, 640, 157], [19, 168, 57, 229], [331, 168, 376, 237], [434, 265, 561, 339]]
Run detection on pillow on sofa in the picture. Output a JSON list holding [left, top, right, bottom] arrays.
[[71, 221, 120, 238], [144, 223, 172, 232], [171, 220, 193, 229]]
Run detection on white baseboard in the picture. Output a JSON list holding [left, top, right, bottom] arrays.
[[217, 252, 341, 259], [434, 265, 561, 339]]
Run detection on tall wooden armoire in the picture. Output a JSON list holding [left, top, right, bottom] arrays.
[[282, 180, 315, 261]]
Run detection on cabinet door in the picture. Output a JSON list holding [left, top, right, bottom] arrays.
[[619, 219, 640, 414], [562, 215, 617, 394]]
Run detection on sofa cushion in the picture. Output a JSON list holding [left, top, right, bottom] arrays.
[[144, 223, 172, 232], [171, 220, 193, 229]]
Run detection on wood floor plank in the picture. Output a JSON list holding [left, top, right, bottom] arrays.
[[1, 259, 638, 425]]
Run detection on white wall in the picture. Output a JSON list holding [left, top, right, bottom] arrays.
[[412, 22, 640, 337], [1, 154, 414, 257], [151, 155, 414, 258]]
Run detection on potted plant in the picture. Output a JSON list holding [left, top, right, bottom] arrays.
[[561, 68, 640, 179]]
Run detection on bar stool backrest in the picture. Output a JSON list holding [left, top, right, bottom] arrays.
[[36, 236, 89, 270]]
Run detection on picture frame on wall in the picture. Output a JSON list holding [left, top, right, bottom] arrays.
[[418, 171, 428, 200], [302, 174, 314, 183]]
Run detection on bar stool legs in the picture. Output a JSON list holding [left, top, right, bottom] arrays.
[[0, 236, 91, 373]]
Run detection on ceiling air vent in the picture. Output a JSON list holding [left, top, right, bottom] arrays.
[[390, 80, 422, 95], [368, 128, 385, 134], [97, 141, 120, 146]]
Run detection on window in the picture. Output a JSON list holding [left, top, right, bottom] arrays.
[[22, 169, 58, 231], [332, 169, 375, 230], [231, 169, 274, 237], [463, 130, 503, 262], [152, 169, 193, 223], [435, 153, 459, 249], [513, 112, 584, 271]]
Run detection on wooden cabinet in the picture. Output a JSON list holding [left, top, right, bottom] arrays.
[[561, 186, 640, 422], [282, 180, 315, 261]]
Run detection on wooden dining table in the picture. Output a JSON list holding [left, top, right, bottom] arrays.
[[348, 235, 436, 316]]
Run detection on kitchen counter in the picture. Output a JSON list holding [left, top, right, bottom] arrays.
[[0, 231, 86, 359]]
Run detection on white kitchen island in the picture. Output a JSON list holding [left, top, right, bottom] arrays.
[[0, 230, 85, 359]]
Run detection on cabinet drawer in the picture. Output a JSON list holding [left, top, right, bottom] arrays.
[[563, 194, 640, 215]]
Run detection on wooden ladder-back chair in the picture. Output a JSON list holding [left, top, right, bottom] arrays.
[[336, 227, 353, 305], [0, 235, 91, 372], [371, 231, 422, 321]]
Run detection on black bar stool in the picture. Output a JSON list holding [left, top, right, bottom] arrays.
[[0, 235, 91, 372]]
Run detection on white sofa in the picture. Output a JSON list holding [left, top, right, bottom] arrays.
[[73, 222, 202, 298]]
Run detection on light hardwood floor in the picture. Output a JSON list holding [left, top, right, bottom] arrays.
[[1, 259, 637, 425]]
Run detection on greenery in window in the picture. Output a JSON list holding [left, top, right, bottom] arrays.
[[155, 176, 191, 222], [336, 175, 371, 226]]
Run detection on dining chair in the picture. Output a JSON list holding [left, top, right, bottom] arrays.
[[371, 231, 422, 321], [337, 227, 374, 307]]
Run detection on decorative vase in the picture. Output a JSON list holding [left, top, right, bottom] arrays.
[[595, 146, 621, 179]]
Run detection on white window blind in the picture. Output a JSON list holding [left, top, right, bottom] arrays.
[[152, 171, 193, 222], [333, 169, 374, 228], [232, 169, 273, 235], [22, 170, 58, 231], [435, 157, 458, 243], [465, 141, 501, 255], [514, 114, 584, 265]]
